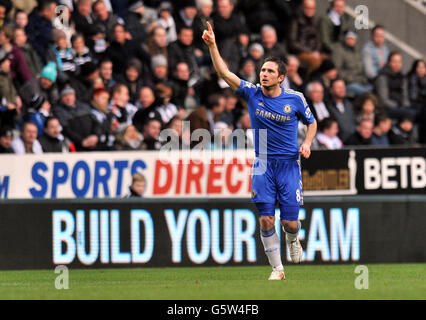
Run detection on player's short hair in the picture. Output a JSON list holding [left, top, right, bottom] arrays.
[[262, 56, 287, 77], [132, 173, 146, 184]]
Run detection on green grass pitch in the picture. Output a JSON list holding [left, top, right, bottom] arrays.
[[0, 264, 424, 300]]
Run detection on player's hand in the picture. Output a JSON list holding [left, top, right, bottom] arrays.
[[202, 21, 216, 47], [299, 142, 311, 159]]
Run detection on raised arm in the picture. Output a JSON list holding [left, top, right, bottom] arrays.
[[202, 21, 241, 91]]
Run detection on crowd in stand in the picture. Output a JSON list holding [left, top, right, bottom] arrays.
[[0, 0, 425, 155]]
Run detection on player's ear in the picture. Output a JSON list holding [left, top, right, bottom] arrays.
[[278, 74, 285, 83]]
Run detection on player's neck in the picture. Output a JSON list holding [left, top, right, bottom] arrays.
[[261, 85, 282, 98]]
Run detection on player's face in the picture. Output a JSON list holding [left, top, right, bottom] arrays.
[[260, 61, 283, 88]]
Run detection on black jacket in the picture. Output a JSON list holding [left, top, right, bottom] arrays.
[[38, 133, 64, 153]]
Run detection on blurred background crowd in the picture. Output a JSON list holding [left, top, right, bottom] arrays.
[[0, 0, 425, 155]]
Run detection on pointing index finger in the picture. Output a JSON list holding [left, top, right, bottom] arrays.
[[206, 21, 213, 33]]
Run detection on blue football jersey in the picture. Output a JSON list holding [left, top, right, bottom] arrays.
[[236, 79, 315, 159]]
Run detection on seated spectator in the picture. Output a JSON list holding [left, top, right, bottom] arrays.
[[332, 30, 372, 97], [109, 83, 138, 132], [375, 51, 415, 120], [154, 83, 181, 125], [305, 81, 330, 123], [344, 118, 374, 146], [167, 26, 200, 80], [211, 0, 245, 45], [155, 2, 177, 45], [71, 33, 94, 69], [90, 88, 114, 150], [0, 127, 13, 153], [316, 117, 343, 149], [353, 92, 381, 124], [260, 24, 287, 62], [93, 0, 124, 44], [26, 0, 57, 63], [0, 25, 32, 87], [47, 29, 76, 84], [284, 55, 304, 92], [151, 54, 171, 85], [53, 86, 101, 151], [38, 116, 68, 153], [173, 0, 197, 31], [320, 0, 351, 54], [144, 26, 168, 58], [327, 79, 356, 142], [142, 118, 162, 150], [133, 86, 163, 132], [105, 23, 151, 76], [125, 0, 149, 44], [170, 61, 197, 109], [14, 10, 29, 29], [0, 49, 22, 110], [407, 59, 426, 109], [124, 173, 146, 197], [362, 25, 389, 82], [99, 58, 116, 91], [117, 58, 152, 105], [309, 59, 339, 100], [11, 121, 43, 154], [371, 113, 391, 146], [389, 116, 416, 145], [113, 124, 145, 151], [14, 27, 42, 78], [288, 0, 326, 76], [238, 58, 257, 84], [19, 62, 60, 106]]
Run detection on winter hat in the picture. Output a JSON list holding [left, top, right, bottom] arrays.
[[128, 0, 144, 12], [151, 54, 168, 69], [60, 85, 76, 97], [159, 1, 173, 12], [249, 43, 264, 56], [0, 127, 13, 138], [40, 62, 58, 82], [345, 30, 358, 40], [30, 94, 46, 110]]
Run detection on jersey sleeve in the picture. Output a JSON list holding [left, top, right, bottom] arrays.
[[295, 93, 315, 125], [235, 79, 257, 101]]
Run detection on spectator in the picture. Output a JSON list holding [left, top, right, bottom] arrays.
[[260, 24, 287, 62], [362, 25, 389, 82], [248, 43, 264, 77], [220, 88, 238, 128], [14, 27, 42, 78], [154, 83, 181, 125], [11, 121, 43, 154], [344, 118, 374, 146], [145, 26, 168, 59], [173, 0, 197, 31], [68, 61, 100, 104], [14, 9, 29, 29], [309, 59, 338, 100], [211, 0, 245, 45], [133, 86, 162, 131], [53, 85, 101, 152], [109, 83, 138, 132], [332, 30, 372, 97], [236, 26, 250, 62], [209, 121, 233, 150], [167, 26, 200, 80], [0, 25, 32, 87], [155, 1, 177, 45], [125, 0, 149, 44], [38, 116, 68, 153], [90, 88, 114, 150], [238, 58, 257, 84], [114, 123, 145, 151], [389, 116, 416, 145], [52, 4, 74, 47], [305, 81, 330, 123], [353, 92, 381, 124], [105, 23, 151, 76], [0, 49, 21, 110], [407, 59, 426, 109], [47, 29, 76, 83], [234, 110, 254, 149], [320, 0, 351, 54], [284, 55, 304, 92], [117, 58, 152, 105], [142, 118, 162, 150], [316, 117, 343, 149], [288, 0, 325, 76], [71, 33, 94, 69], [161, 116, 189, 149], [193, 0, 214, 57], [327, 78, 356, 142], [0, 126, 13, 153], [170, 61, 194, 109], [99, 58, 116, 91], [93, 0, 124, 43], [151, 54, 170, 85], [25, 0, 57, 63], [124, 173, 146, 197], [21, 94, 51, 137], [371, 113, 391, 146], [19, 61, 60, 106], [375, 51, 414, 120]]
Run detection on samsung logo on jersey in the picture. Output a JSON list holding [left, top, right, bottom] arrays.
[[255, 108, 291, 122]]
